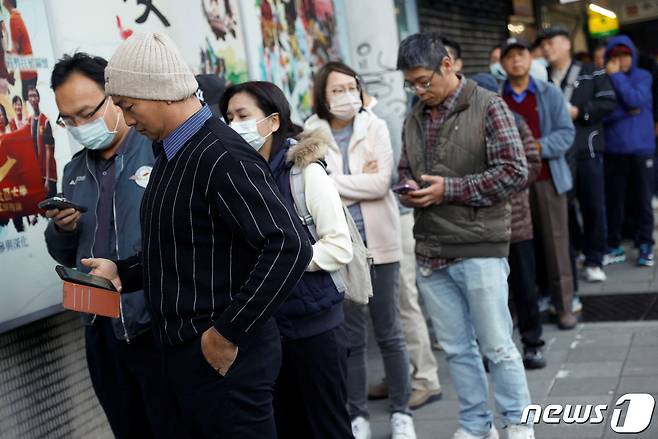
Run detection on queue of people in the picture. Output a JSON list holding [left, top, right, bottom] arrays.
[[43, 27, 654, 439]]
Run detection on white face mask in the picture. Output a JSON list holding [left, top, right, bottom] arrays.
[[66, 100, 121, 150], [329, 92, 361, 121], [489, 62, 507, 81], [229, 114, 274, 151]]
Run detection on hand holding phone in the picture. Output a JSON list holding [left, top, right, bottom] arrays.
[[39, 196, 88, 213], [392, 181, 418, 194], [41, 196, 86, 232], [55, 265, 117, 291]]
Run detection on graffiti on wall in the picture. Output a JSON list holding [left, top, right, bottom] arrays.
[[257, 0, 342, 121]]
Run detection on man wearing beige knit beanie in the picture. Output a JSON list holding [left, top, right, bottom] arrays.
[[84, 32, 313, 438]]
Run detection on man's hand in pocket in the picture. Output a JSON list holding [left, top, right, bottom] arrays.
[[201, 327, 238, 376]]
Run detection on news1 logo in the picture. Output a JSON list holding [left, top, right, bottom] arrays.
[[521, 393, 656, 433]]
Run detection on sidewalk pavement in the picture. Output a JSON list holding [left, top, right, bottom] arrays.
[[366, 320, 658, 439]]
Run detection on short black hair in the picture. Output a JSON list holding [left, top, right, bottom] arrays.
[[441, 36, 462, 60], [11, 95, 21, 105], [51, 52, 108, 91], [397, 32, 450, 72], [312, 61, 364, 122], [219, 81, 298, 160]]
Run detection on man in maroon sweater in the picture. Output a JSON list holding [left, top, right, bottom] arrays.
[[500, 37, 578, 330]]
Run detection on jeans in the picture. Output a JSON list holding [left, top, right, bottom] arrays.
[[343, 262, 411, 418], [416, 258, 531, 436]]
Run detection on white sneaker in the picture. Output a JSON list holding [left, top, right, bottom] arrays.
[[391, 413, 416, 439], [452, 425, 500, 439], [506, 424, 535, 439], [584, 266, 607, 283], [351, 416, 372, 439]]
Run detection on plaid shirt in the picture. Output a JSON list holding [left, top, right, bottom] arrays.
[[399, 77, 527, 272]]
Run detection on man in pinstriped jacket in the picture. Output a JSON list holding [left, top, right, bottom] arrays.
[[84, 32, 312, 438]]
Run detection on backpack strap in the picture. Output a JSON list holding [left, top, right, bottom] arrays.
[[289, 164, 319, 241], [289, 163, 347, 293]]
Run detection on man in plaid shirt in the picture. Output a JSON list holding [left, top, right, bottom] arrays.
[[396, 33, 533, 439]]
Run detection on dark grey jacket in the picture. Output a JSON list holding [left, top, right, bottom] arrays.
[[45, 129, 154, 341]]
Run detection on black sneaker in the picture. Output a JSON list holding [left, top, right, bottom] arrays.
[[523, 346, 546, 370]]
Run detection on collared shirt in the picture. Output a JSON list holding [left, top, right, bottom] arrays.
[[503, 77, 537, 104], [163, 104, 212, 160]]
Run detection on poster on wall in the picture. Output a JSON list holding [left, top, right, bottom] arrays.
[[0, 0, 252, 333], [256, 0, 343, 122], [0, 0, 74, 333], [199, 0, 249, 85]]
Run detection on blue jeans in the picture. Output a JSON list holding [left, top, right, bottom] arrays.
[[416, 258, 531, 435]]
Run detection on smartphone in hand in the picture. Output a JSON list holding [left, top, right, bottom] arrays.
[[55, 265, 117, 291], [38, 196, 88, 213], [392, 183, 416, 194]]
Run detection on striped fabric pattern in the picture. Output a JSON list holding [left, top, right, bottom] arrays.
[[137, 118, 313, 346]]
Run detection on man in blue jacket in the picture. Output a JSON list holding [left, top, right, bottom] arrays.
[[500, 37, 577, 330], [44, 52, 183, 438], [603, 35, 655, 267]]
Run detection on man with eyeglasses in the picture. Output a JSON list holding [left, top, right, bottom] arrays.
[[397, 33, 534, 439], [44, 52, 185, 438]]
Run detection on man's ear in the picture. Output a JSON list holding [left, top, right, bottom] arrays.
[[440, 55, 453, 75]]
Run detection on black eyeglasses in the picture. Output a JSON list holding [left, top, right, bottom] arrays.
[[56, 96, 107, 128], [402, 57, 445, 94]]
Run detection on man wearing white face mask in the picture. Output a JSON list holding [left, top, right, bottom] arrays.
[[44, 52, 185, 439]]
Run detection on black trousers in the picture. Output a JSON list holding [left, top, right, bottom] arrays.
[[605, 153, 655, 248], [508, 240, 544, 348], [274, 326, 353, 439], [85, 317, 184, 439], [162, 318, 282, 439], [568, 155, 607, 267]]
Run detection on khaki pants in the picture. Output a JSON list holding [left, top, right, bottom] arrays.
[[400, 212, 441, 391], [530, 180, 574, 314]]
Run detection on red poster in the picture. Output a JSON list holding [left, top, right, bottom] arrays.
[[0, 124, 46, 220]]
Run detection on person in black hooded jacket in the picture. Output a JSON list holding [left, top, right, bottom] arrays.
[[540, 27, 617, 285]]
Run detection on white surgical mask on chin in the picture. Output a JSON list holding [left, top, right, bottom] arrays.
[[490, 62, 507, 81], [67, 100, 120, 150], [230, 115, 274, 151], [329, 92, 361, 121]]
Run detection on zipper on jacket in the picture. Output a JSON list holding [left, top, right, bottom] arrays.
[[588, 130, 598, 158], [86, 155, 101, 326], [114, 154, 130, 344]]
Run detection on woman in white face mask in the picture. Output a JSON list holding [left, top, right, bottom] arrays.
[[305, 62, 415, 439], [221, 81, 355, 439]]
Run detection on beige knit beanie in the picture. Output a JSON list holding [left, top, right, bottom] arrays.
[[105, 32, 198, 101]]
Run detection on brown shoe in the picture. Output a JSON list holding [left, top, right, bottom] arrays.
[[558, 311, 578, 330], [367, 382, 388, 400], [409, 388, 442, 410]]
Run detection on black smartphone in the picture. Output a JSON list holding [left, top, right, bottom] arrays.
[[55, 265, 117, 292], [39, 196, 88, 213], [392, 183, 415, 194]]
